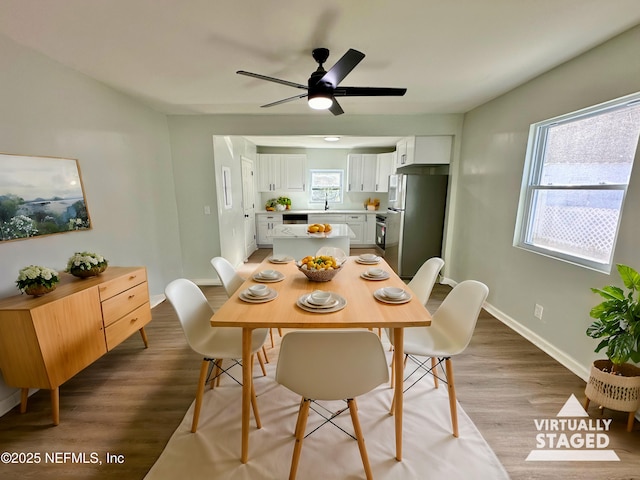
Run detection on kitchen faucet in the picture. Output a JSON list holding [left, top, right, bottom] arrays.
[[324, 199, 329, 211]]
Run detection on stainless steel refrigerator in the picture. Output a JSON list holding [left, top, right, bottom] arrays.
[[385, 173, 448, 278]]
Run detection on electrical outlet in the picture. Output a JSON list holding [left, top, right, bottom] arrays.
[[534, 304, 544, 320]]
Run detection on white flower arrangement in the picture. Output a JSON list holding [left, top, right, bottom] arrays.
[[66, 251, 108, 272], [16, 265, 60, 292]]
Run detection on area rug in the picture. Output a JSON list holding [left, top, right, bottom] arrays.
[[145, 339, 509, 480]]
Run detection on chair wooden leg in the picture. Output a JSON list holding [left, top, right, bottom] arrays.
[[251, 377, 262, 429], [445, 358, 459, 437], [431, 357, 439, 388], [348, 398, 373, 480], [192, 359, 209, 432], [278, 328, 283, 337], [20, 388, 28, 413], [257, 351, 267, 376], [262, 345, 270, 363], [212, 359, 222, 389], [289, 399, 311, 480], [269, 328, 275, 348]]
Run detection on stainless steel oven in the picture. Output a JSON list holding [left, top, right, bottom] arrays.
[[375, 213, 386, 254]]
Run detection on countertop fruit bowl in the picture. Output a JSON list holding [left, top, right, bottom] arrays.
[[297, 255, 342, 282]]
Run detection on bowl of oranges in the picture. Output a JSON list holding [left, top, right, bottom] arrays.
[[297, 254, 342, 282], [307, 223, 332, 234]]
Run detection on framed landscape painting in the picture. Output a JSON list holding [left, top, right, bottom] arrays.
[[0, 153, 92, 242]]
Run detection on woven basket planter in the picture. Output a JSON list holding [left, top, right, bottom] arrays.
[[24, 284, 57, 296], [585, 359, 640, 413], [297, 265, 342, 282], [70, 264, 107, 278]]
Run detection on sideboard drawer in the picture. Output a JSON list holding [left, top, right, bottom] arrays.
[[104, 302, 151, 350], [98, 268, 147, 301], [101, 282, 149, 327]]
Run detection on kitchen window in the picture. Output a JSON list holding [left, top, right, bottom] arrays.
[[309, 169, 344, 204], [514, 92, 640, 273]]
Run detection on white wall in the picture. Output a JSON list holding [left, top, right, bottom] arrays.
[[450, 25, 640, 379], [0, 34, 183, 412], [167, 114, 463, 282]]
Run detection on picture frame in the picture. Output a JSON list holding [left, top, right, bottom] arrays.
[[0, 153, 92, 242]]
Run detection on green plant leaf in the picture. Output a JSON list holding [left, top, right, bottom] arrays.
[[617, 264, 640, 292], [591, 286, 625, 301], [607, 333, 633, 365], [586, 320, 607, 338]]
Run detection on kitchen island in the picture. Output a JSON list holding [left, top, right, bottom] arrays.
[[270, 224, 355, 259]]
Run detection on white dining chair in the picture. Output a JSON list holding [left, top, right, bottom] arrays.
[[276, 330, 389, 480], [389, 280, 489, 437], [388, 257, 444, 383], [211, 256, 281, 355], [164, 278, 269, 432], [408, 257, 444, 308]]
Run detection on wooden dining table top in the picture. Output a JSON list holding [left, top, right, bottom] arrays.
[[210, 256, 431, 329]]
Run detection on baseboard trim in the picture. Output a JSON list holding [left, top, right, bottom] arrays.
[[441, 277, 590, 382]]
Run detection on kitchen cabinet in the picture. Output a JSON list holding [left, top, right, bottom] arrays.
[[308, 213, 346, 224], [375, 152, 395, 192], [257, 154, 306, 192], [256, 213, 283, 245], [396, 136, 452, 167], [365, 213, 376, 244], [0, 267, 151, 424], [347, 154, 377, 192], [345, 213, 365, 245]]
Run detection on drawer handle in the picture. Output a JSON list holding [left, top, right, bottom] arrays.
[[128, 294, 135, 299], [131, 317, 138, 322], [129, 275, 137, 280]]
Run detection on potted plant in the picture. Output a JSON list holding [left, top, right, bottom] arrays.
[[584, 263, 640, 429], [265, 198, 278, 211], [16, 265, 60, 296], [66, 251, 109, 278], [277, 196, 291, 210]]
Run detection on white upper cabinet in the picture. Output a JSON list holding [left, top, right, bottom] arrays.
[[396, 136, 452, 167], [347, 154, 377, 192], [375, 152, 395, 192], [257, 154, 306, 192], [283, 154, 306, 191]]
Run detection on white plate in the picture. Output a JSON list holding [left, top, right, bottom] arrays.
[[268, 255, 293, 264], [297, 293, 347, 313], [239, 289, 278, 303], [301, 294, 340, 309], [373, 288, 412, 304], [355, 257, 381, 265], [360, 271, 390, 281], [252, 271, 285, 283]]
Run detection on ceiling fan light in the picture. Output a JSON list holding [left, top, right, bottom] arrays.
[[308, 94, 333, 110]]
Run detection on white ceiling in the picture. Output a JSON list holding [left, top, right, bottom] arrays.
[[1, 0, 639, 148]]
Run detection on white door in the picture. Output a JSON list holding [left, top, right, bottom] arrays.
[[241, 157, 257, 259]]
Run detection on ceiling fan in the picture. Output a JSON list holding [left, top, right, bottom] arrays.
[[237, 48, 407, 116]]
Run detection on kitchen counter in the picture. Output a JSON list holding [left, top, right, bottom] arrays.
[[259, 209, 380, 214], [270, 224, 355, 259]]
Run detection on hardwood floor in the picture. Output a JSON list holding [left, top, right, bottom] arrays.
[[0, 248, 638, 479]]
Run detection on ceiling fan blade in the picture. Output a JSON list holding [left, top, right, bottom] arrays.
[[261, 93, 309, 108], [319, 48, 365, 87], [334, 86, 407, 97], [329, 98, 344, 116], [237, 70, 307, 90]]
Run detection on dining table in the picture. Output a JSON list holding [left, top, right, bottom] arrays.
[[210, 254, 432, 464]]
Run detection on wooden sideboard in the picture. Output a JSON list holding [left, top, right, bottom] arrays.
[[0, 266, 151, 425]]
